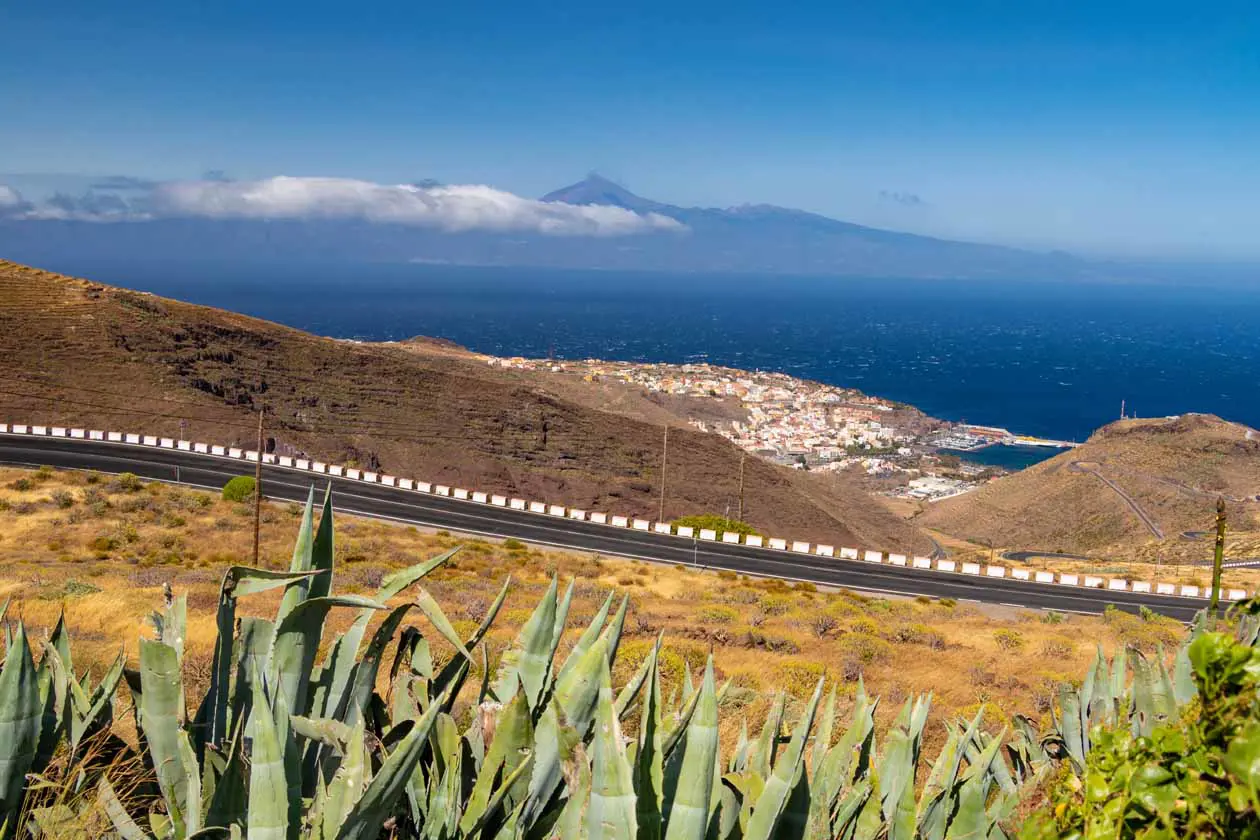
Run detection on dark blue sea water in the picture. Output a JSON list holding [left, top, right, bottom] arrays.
[[47, 259, 1260, 443], [942, 445, 1062, 471]]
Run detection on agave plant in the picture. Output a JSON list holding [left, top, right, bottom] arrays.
[[1042, 605, 1260, 775], [0, 484, 1043, 838]]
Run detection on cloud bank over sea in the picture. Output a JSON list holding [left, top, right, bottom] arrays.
[[0, 175, 685, 237]]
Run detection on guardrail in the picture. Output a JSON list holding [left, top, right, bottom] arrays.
[[0, 421, 1250, 605]]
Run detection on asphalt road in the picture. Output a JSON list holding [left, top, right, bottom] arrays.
[[0, 434, 1213, 621]]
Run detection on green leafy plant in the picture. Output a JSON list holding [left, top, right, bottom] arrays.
[[220, 475, 256, 503]]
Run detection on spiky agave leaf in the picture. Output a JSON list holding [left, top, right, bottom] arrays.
[[0, 626, 41, 832], [661, 658, 719, 840], [137, 638, 190, 838], [586, 656, 637, 840], [743, 679, 825, 840]]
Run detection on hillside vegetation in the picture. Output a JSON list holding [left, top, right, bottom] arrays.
[[0, 464, 1254, 838], [0, 258, 927, 552], [0, 466, 1181, 743], [922, 414, 1260, 561]]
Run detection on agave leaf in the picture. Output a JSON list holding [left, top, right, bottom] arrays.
[[342, 603, 415, 726], [138, 639, 189, 837], [318, 722, 369, 840], [377, 547, 463, 601], [661, 658, 719, 840], [493, 576, 558, 708], [97, 777, 153, 840], [615, 633, 663, 720], [633, 644, 665, 840], [323, 548, 462, 721], [205, 732, 247, 831], [73, 652, 125, 752], [917, 708, 985, 840], [943, 728, 1007, 840], [333, 687, 450, 840], [246, 675, 290, 840], [811, 685, 838, 777], [557, 590, 615, 681], [744, 679, 824, 840], [748, 693, 786, 779], [177, 730, 203, 837], [229, 617, 274, 741], [412, 587, 473, 663], [462, 754, 535, 838], [290, 715, 353, 750], [206, 568, 318, 748], [586, 656, 638, 840], [520, 696, 582, 828], [1055, 687, 1085, 773], [462, 687, 535, 834], [879, 696, 930, 840], [268, 595, 385, 718], [603, 594, 630, 666], [308, 485, 335, 601], [275, 486, 318, 629], [0, 626, 42, 828]]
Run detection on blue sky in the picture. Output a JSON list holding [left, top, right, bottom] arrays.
[[4, 1, 1259, 258]]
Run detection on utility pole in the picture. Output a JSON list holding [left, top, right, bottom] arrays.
[[252, 409, 264, 566], [736, 452, 746, 523], [1209, 496, 1226, 616], [658, 425, 669, 522]]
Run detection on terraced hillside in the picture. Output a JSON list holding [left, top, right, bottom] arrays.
[[922, 414, 1260, 561], [0, 259, 930, 551]]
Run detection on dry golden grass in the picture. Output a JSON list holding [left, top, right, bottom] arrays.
[[0, 465, 1188, 755]]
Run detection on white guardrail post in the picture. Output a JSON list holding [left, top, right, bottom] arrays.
[[5, 419, 1233, 610]]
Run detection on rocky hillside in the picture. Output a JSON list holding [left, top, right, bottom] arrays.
[[0, 259, 930, 552], [922, 414, 1260, 560]]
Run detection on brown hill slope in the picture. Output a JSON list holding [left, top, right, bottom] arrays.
[[921, 414, 1260, 559], [0, 259, 929, 552]]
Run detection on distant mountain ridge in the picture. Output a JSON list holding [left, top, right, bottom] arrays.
[[0, 172, 1098, 280]]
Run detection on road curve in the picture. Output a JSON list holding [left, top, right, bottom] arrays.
[[0, 434, 1212, 621]]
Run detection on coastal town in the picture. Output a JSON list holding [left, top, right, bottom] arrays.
[[487, 356, 1077, 502]]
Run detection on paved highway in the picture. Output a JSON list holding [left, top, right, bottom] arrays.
[[0, 434, 1212, 621]]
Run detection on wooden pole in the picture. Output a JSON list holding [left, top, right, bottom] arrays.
[[658, 425, 669, 522], [253, 409, 264, 566], [1209, 496, 1226, 615]]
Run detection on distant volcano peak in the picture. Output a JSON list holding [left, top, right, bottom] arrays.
[[540, 173, 666, 213]]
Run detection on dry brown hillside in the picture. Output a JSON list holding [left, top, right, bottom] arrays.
[[0, 259, 929, 552], [921, 414, 1260, 560]]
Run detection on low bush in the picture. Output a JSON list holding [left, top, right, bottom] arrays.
[[110, 472, 143, 493], [697, 605, 739, 624], [671, 514, 760, 539], [993, 629, 1025, 651], [220, 475, 256, 503]]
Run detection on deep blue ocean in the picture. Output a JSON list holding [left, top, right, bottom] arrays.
[[49, 259, 1260, 444]]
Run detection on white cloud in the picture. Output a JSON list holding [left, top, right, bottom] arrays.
[[1, 175, 685, 236], [154, 176, 683, 236], [0, 185, 25, 210]]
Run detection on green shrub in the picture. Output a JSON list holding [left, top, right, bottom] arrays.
[[759, 594, 794, 615], [697, 605, 739, 624], [502, 538, 526, 551], [112, 472, 143, 492], [993, 629, 1025, 651], [51, 489, 74, 509], [672, 514, 760, 540], [221, 475, 256, 502], [1025, 630, 1260, 837]]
